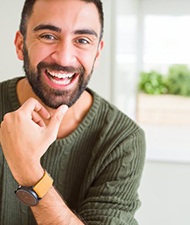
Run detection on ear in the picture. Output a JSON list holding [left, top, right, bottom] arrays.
[[94, 40, 104, 68], [14, 31, 24, 61]]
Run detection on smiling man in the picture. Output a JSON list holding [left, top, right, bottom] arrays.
[[0, 0, 146, 224]]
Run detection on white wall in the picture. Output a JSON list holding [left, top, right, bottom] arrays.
[[0, 0, 24, 80], [136, 161, 190, 225], [135, 0, 190, 224], [1, 1, 190, 225]]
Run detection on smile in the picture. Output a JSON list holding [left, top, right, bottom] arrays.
[[46, 69, 77, 86]]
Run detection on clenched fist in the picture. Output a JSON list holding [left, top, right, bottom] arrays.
[[0, 98, 68, 186]]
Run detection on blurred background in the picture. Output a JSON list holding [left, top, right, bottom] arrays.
[[1, 0, 190, 224]]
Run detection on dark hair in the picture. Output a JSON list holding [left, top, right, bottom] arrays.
[[19, 0, 104, 41]]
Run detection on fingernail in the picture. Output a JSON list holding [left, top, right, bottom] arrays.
[[60, 105, 68, 114]]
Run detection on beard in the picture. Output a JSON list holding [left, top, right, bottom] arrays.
[[22, 44, 94, 109]]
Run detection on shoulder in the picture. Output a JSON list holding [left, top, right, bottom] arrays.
[[86, 88, 146, 166], [0, 77, 23, 122], [88, 87, 145, 140], [0, 77, 22, 92]]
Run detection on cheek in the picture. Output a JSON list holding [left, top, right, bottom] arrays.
[[76, 51, 97, 72], [28, 46, 53, 66]]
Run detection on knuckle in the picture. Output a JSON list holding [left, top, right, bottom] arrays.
[[27, 97, 36, 103], [3, 112, 12, 122], [15, 108, 24, 117]]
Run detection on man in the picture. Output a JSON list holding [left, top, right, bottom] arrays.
[[0, 0, 145, 224]]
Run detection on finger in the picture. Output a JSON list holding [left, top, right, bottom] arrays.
[[20, 98, 50, 120], [46, 105, 68, 139], [32, 111, 46, 127]]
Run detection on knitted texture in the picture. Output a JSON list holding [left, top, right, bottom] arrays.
[[0, 77, 146, 225]]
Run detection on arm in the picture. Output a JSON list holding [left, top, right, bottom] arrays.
[[31, 187, 84, 225], [78, 129, 146, 225], [0, 98, 84, 225]]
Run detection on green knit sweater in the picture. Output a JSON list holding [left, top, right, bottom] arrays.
[[0, 77, 145, 225]]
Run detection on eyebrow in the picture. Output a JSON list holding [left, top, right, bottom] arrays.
[[33, 24, 61, 33], [74, 29, 98, 38], [33, 24, 98, 38]]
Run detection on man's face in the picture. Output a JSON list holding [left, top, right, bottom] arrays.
[[17, 0, 103, 108]]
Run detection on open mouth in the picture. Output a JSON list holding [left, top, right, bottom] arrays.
[[46, 69, 78, 86]]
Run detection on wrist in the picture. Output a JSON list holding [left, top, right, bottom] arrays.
[[15, 170, 54, 206], [15, 165, 44, 187]]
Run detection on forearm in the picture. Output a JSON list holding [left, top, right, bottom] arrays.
[[31, 186, 84, 225], [0, 100, 81, 224]]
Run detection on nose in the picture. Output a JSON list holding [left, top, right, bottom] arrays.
[[51, 40, 76, 66]]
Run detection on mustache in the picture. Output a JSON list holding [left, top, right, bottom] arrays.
[[37, 62, 84, 74]]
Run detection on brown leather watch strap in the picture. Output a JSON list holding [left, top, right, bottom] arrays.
[[33, 170, 53, 198]]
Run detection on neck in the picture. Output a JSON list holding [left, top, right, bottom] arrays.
[[17, 78, 93, 138]]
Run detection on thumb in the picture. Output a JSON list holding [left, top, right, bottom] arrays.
[[47, 105, 68, 139]]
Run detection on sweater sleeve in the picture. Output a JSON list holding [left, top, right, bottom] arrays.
[[78, 128, 146, 225]]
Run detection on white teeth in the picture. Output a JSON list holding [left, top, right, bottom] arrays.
[[48, 70, 74, 79], [49, 77, 71, 85]]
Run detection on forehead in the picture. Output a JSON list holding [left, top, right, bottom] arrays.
[[27, 0, 101, 36]]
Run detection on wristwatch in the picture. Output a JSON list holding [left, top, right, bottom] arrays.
[[15, 170, 53, 206]]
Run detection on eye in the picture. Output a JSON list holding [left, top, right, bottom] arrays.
[[76, 38, 90, 45], [39, 34, 58, 42]]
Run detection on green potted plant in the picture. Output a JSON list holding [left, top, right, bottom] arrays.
[[139, 70, 168, 95], [166, 64, 190, 96], [137, 65, 190, 125]]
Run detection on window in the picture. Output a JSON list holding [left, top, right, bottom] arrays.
[[114, 0, 190, 162]]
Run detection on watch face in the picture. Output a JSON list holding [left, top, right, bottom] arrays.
[[15, 187, 39, 206]]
